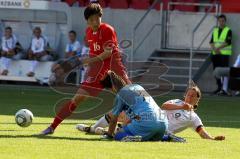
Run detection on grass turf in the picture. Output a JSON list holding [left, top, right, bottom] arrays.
[[0, 85, 240, 159]]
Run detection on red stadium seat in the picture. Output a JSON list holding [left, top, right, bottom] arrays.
[[204, 0, 219, 13], [161, 0, 169, 10], [109, 0, 129, 9], [130, 0, 150, 10], [98, 0, 109, 7], [65, 0, 77, 6], [204, 6, 217, 13], [150, 0, 170, 10], [77, 0, 86, 7], [84, 0, 109, 7], [173, 0, 199, 12], [220, 0, 240, 13]]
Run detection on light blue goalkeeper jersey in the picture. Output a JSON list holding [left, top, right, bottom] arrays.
[[112, 84, 168, 141]]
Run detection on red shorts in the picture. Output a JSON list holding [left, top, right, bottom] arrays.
[[80, 80, 104, 97], [80, 70, 131, 97]]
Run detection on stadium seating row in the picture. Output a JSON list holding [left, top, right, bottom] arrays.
[[64, 0, 152, 9], [64, 0, 201, 11], [63, 0, 240, 13]]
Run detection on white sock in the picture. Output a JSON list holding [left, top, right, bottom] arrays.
[[1, 57, 11, 70], [30, 60, 38, 72], [90, 115, 109, 132], [223, 77, 229, 92], [81, 69, 86, 83]]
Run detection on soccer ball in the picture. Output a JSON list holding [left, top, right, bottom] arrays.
[[15, 109, 34, 127]]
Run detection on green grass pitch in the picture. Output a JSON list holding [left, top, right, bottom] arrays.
[[0, 85, 240, 159]]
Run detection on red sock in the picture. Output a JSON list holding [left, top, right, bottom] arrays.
[[50, 100, 77, 130]]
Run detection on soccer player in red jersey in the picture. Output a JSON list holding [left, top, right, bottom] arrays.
[[40, 3, 131, 135]]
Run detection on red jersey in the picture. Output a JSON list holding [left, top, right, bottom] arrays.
[[81, 23, 130, 96], [85, 23, 126, 81]]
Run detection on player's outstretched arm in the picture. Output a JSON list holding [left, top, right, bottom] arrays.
[[197, 126, 225, 141], [161, 102, 193, 111]]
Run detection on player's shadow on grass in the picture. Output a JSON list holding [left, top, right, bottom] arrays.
[[0, 130, 19, 132], [0, 134, 102, 141]]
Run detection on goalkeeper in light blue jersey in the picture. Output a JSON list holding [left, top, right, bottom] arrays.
[[100, 71, 168, 141]]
